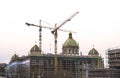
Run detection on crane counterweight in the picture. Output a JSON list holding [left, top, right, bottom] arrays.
[[25, 22, 31, 26]]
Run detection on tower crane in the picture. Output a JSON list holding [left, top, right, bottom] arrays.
[[26, 20, 52, 54], [51, 11, 79, 76], [26, 12, 79, 77], [25, 20, 76, 54]]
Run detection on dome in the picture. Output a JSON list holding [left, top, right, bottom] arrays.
[[11, 54, 19, 60], [30, 44, 41, 52], [63, 32, 78, 47], [88, 48, 99, 56]]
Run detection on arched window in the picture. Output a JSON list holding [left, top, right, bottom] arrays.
[[72, 49, 74, 54], [69, 49, 71, 53], [75, 49, 77, 53]]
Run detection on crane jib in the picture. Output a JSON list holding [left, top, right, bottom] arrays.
[[51, 11, 79, 33]]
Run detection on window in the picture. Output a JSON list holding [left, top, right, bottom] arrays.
[[69, 49, 71, 53]]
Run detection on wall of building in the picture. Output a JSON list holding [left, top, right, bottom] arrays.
[[108, 48, 120, 68], [7, 54, 102, 78]]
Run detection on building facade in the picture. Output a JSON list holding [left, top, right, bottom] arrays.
[[0, 63, 6, 76], [6, 33, 104, 78], [88, 48, 120, 78], [108, 48, 120, 68]]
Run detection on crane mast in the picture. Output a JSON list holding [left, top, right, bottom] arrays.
[[26, 20, 43, 53], [39, 20, 42, 53]]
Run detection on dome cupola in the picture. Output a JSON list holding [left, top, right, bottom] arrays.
[[30, 44, 41, 52], [10, 53, 19, 63], [88, 48, 99, 56], [63, 32, 78, 47], [11, 54, 19, 60], [30, 44, 41, 56], [62, 32, 79, 56]]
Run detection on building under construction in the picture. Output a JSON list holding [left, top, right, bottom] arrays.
[[6, 33, 104, 78], [107, 48, 120, 77], [88, 48, 120, 78], [108, 48, 120, 69]]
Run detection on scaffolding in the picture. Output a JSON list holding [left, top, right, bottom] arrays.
[[7, 54, 104, 78], [107, 48, 120, 68]]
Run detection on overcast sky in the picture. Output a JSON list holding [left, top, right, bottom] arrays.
[[0, 0, 120, 65]]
